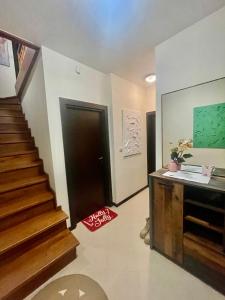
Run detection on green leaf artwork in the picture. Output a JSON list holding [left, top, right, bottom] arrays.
[[193, 102, 225, 148]]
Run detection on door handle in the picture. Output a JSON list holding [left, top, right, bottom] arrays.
[[98, 156, 103, 160]]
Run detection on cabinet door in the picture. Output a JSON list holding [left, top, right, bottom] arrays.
[[153, 178, 183, 264]]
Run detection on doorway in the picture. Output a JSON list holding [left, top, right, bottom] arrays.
[[146, 111, 156, 174], [60, 99, 112, 229]]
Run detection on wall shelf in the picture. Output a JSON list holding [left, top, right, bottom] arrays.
[[184, 198, 225, 214], [184, 232, 224, 255], [185, 215, 224, 234]]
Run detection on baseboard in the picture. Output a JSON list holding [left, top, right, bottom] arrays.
[[113, 185, 148, 207]]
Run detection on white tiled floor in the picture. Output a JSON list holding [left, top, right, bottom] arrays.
[[27, 188, 225, 300]]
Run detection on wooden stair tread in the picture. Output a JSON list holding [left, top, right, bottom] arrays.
[[0, 130, 28, 134], [0, 109, 22, 113], [0, 149, 37, 158], [0, 128, 28, 133], [0, 115, 24, 119], [0, 122, 27, 125], [0, 139, 33, 145], [0, 175, 48, 194], [0, 160, 41, 173], [0, 229, 79, 298], [0, 107, 23, 115], [0, 98, 20, 104], [0, 209, 68, 255], [0, 102, 20, 105], [0, 191, 54, 220]]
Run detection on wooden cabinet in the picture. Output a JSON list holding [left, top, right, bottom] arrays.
[[152, 179, 183, 264], [149, 169, 225, 296]]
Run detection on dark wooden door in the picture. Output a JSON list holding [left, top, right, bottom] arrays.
[[153, 178, 183, 264], [146, 112, 156, 174], [60, 99, 112, 228]]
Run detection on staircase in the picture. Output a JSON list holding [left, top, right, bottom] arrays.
[[0, 97, 79, 300]]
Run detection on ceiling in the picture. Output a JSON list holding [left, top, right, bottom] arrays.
[[0, 0, 225, 86]]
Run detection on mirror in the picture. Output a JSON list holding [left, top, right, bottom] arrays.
[[162, 77, 225, 168]]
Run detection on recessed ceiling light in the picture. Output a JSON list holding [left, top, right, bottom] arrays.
[[145, 74, 156, 83]]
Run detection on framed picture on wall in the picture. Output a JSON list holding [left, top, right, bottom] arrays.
[[123, 109, 142, 157], [0, 38, 10, 67]]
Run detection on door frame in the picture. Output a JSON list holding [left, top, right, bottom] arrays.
[[60, 98, 113, 228], [146, 111, 156, 175]]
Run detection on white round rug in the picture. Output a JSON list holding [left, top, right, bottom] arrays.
[[32, 274, 108, 300]]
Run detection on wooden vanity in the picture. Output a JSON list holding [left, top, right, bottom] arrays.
[[149, 169, 225, 295]]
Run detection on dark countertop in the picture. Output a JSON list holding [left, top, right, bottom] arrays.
[[149, 169, 225, 193]]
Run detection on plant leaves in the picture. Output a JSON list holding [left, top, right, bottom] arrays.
[[171, 152, 178, 160], [177, 157, 185, 163]]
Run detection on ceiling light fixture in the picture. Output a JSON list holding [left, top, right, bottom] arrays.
[[145, 74, 156, 83]]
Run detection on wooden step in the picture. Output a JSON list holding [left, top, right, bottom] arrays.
[[0, 97, 20, 104], [0, 199, 54, 232], [0, 141, 34, 155], [0, 104, 22, 111], [0, 132, 31, 143], [0, 116, 26, 124], [0, 148, 37, 158], [0, 160, 43, 184], [0, 229, 79, 300], [0, 192, 54, 221], [0, 209, 67, 255], [0, 151, 38, 169], [0, 138, 32, 144], [0, 122, 28, 131], [0, 179, 49, 203], [0, 175, 48, 194], [0, 109, 24, 117]]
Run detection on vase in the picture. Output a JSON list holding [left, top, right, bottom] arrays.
[[168, 161, 180, 172]]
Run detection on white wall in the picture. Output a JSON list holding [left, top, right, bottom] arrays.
[[156, 7, 225, 168], [41, 47, 111, 222], [110, 74, 148, 203], [20, 45, 149, 222], [0, 40, 16, 97], [21, 52, 55, 188]]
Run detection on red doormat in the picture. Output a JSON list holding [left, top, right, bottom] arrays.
[[81, 207, 118, 232]]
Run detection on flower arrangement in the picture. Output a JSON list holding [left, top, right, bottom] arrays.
[[170, 139, 193, 164]]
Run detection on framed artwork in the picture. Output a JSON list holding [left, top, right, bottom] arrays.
[[123, 109, 141, 157], [0, 38, 10, 67], [193, 102, 225, 148]]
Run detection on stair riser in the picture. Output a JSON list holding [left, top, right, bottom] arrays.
[[0, 181, 49, 203], [0, 200, 54, 232], [0, 142, 34, 155], [0, 123, 28, 131], [0, 110, 24, 117], [0, 98, 20, 105], [0, 165, 43, 185], [0, 133, 31, 143], [0, 105, 22, 111], [0, 152, 38, 169], [0, 116, 26, 124], [0, 222, 66, 266]]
